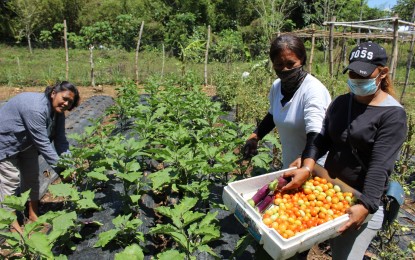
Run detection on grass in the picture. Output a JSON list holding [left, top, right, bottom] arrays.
[[0, 43, 414, 114]]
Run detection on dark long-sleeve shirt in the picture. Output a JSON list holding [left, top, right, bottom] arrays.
[[304, 93, 407, 213]]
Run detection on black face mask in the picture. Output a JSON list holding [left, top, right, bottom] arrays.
[[275, 66, 307, 95]]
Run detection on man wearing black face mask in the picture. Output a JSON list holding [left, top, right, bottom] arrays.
[[243, 34, 331, 174]]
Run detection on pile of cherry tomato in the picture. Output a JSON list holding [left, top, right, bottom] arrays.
[[262, 176, 355, 239]]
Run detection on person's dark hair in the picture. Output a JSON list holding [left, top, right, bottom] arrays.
[[269, 34, 307, 65], [44, 81, 80, 111]]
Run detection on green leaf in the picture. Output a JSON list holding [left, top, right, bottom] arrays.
[[124, 218, 143, 230], [116, 170, 142, 183], [149, 223, 179, 235], [182, 211, 204, 227], [26, 232, 53, 258], [2, 190, 30, 211], [94, 229, 119, 248], [168, 231, 188, 250], [0, 231, 20, 241], [48, 183, 77, 199], [112, 214, 132, 227], [149, 169, 173, 190], [156, 250, 186, 260], [0, 208, 17, 227], [76, 198, 100, 210], [115, 244, 144, 260], [199, 211, 218, 227], [125, 161, 141, 172], [175, 197, 198, 214], [54, 255, 68, 260], [87, 166, 109, 181], [150, 224, 187, 250], [48, 211, 78, 242], [251, 152, 272, 169], [129, 194, 141, 203]]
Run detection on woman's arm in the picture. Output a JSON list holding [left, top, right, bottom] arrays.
[[22, 109, 60, 166]]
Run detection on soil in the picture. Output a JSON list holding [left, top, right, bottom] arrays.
[[0, 85, 118, 104], [0, 84, 218, 104]]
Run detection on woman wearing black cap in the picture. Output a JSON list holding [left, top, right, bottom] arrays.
[[281, 42, 407, 259]]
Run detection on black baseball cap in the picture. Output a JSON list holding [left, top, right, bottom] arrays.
[[343, 42, 388, 77]]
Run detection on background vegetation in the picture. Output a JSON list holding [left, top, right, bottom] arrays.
[[0, 0, 415, 258]]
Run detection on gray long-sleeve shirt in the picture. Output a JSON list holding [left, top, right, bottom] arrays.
[[0, 92, 69, 166]]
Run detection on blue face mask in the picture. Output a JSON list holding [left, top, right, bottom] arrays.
[[347, 73, 381, 96]]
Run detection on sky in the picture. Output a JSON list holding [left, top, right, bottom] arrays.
[[367, 0, 397, 9]]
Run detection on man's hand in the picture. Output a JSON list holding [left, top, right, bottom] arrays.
[[289, 157, 302, 169], [338, 204, 369, 232], [280, 167, 310, 191]]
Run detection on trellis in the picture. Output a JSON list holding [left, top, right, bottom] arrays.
[[286, 16, 415, 102]]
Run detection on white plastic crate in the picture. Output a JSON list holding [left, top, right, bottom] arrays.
[[222, 168, 365, 260]]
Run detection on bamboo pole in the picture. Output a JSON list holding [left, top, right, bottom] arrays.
[[329, 16, 336, 78], [64, 20, 69, 80], [390, 15, 399, 81], [89, 45, 95, 88], [204, 25, 211, 86], [323, 17, 394, 25], [135, 21, 144, 84], [308, 24, 315, 73], [357, 0, 363, 45]]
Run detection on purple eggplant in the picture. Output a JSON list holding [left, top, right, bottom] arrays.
[[256, 194, 274, 213], [247, 183, 270, 207], [276, 175, 291, 190]]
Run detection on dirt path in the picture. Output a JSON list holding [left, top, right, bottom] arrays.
[[0, 84, 217, 103], [0, 85, 118, 103]]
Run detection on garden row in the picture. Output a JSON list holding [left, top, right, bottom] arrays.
[[0, 77, 279, 259], [1, 75, 415, 259]]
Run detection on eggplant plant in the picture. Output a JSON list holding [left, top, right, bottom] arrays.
[[0, 191, 79, 259], [149, 197, 220, 260], [94, 213, 144, 249]]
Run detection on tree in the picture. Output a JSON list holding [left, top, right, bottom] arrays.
[[7, 0, 66, 51], [0, 1, 16, 43], [393, 0, 415, 21], [164, 12, 197, 55], [7, 0, 43, 53], [113, 14, 141, 51], [253, 0, 298, 41]]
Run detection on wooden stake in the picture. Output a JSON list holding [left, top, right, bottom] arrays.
[[135, 21, 144, 85], [161, 43, 165, 79], [204, 25, 211, 86], [308, 24, 315, 73], [329, 16, 336, 78], [89, 45, 95, 88], [390, 15, 399, 81], [64, 20, 69, 80]]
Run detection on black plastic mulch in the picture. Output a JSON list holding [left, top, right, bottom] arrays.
[[38, 95, 415, 259]]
